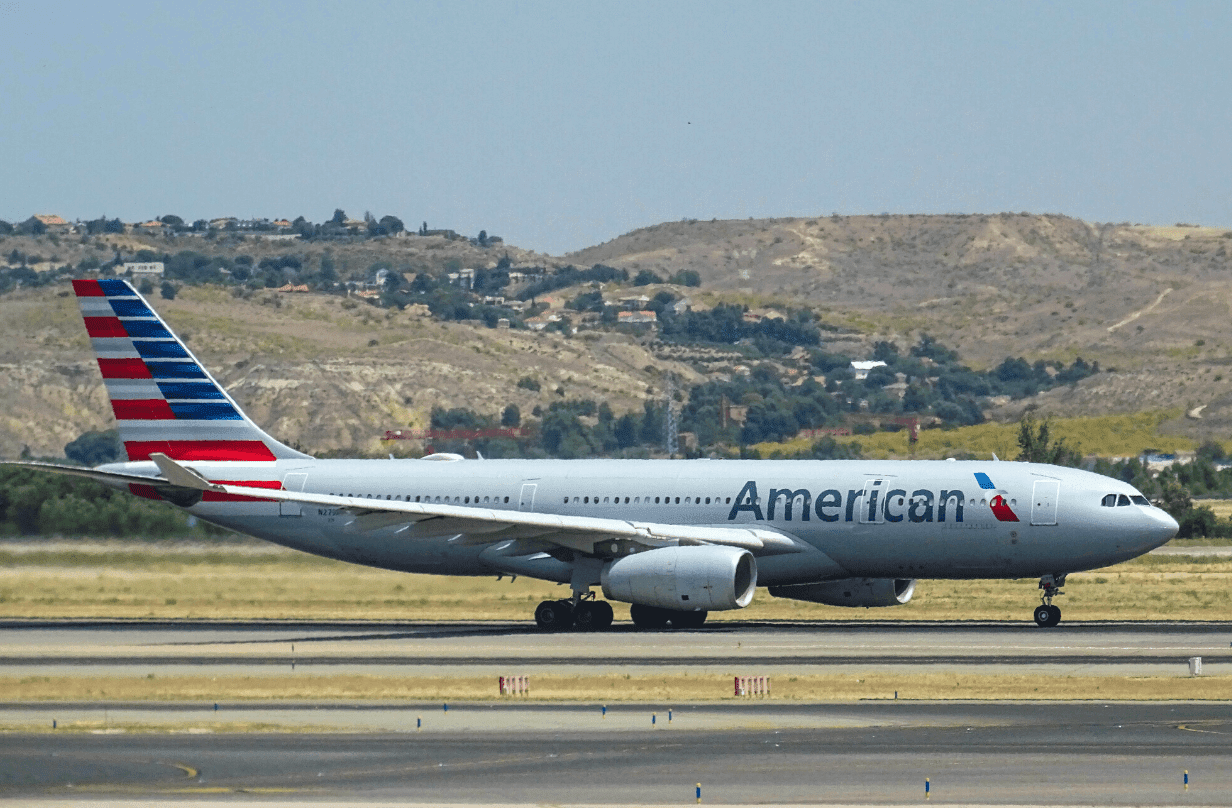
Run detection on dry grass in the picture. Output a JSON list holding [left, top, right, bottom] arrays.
[[1201, 499, 1232, 518], [757, 410, 1219, 460], [3, 672, 1230, 703], [1, 542, 1231, 623]]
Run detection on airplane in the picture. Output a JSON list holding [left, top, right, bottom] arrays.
[[5, 278, 1178, 630]]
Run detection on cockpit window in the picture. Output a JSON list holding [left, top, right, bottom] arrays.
[[1117, 494, 1132, 506], [1131, 495, 1150, 506], [1101, 494, 1117, 507]]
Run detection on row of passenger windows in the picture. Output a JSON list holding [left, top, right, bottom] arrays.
[[1101, 493, 1150, 507], [324, 492, 737, 507], [564, 495, 733, 505], [329, 493, 512, 504]]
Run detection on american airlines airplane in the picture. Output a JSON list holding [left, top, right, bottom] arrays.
[[7, 279, 1178, 629]]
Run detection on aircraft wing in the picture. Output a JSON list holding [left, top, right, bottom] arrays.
[[1, 460, 173, 487], [145, 454, 802, 555]]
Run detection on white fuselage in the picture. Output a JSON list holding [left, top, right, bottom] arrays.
[[104, 456, 1178, 586]]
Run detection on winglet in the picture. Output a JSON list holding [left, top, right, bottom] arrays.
[[149, 452, 226, 493]]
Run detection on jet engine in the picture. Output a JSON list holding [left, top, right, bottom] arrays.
[[601, 545, 757, 611], [769, 577, 915, 607]]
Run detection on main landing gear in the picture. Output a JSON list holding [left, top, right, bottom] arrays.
[[1034, 574, 1066, 628], [534, 593, 614, 631]]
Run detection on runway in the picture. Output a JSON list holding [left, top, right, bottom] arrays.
[[1, 619, 1229, 677], [2, 703, 1232, 804], [3, 621, 1232, 804]]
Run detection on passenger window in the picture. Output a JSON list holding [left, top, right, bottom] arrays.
[[634, 497, 640, 503], [675, 497, 680, 504], [504, 496, 509, 503], [705, 497, 710, 504], [685, 497, 691, 504], [584, 496, 589, 504], [655, 497, 660, 504], [624, 497, 630, 504], [1117, 494, 1131, 506], [726, 497, 731, 504]]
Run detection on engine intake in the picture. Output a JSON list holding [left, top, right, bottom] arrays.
[[601, 545, 757, 611], [769, 577, 915, 607]]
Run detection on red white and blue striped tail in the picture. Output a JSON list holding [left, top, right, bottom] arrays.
[[72, 278, 310, 463]]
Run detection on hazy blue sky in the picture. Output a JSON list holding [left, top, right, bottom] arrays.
[[2, 1, 1228, 254]]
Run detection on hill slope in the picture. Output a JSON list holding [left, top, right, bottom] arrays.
[[4, 212, 1232, 459]]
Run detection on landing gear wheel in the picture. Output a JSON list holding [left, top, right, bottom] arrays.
[[534, 599, 575, 630], [591, 600, 614, 630], [572, 600, 614, 631], [630, 603, 669, 629], [1033, 604, 1061, 628]]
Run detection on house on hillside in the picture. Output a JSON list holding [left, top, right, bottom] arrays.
[[850, 360, 887, 380], [32, 214, 71, 234], [618, 310, 657, 325], [123, 262, 165, 278]]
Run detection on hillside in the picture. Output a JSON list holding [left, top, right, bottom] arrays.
[[571, 214, 1232, 438], [3, 212, 1232, 460], [0, 286, 698, 459]]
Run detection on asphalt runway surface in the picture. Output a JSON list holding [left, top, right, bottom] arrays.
[[1, 619, 1229, 677], [2, 703, 1232, 804], [3, 621, 1232, 804]]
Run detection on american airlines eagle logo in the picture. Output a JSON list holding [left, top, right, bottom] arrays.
[[974, 472, 1019, 522]]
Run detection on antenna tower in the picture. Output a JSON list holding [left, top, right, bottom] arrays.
[[664, 373, 679, 458]]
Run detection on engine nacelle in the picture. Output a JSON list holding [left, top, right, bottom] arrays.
[[769, 577, 916, 607], [601, 545, 757, 611]]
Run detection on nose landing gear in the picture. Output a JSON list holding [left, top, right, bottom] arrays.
[[1034, 574, 1065, 627]]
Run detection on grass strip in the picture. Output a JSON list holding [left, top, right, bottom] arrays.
[[2, 546, 1231, 622], [4, 673, 1232, 703]]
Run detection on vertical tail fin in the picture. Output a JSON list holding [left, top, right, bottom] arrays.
[[72, 278, 310, 463]]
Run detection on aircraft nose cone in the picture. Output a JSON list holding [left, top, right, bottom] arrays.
[[1147, 508, 1179, 546]]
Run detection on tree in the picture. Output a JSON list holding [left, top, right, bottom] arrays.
[[501, 404, 521, 427], [477, 230, 488, 247], [1016, 414, 1080, 465], [159, 214, 184, 227], [64, 429, 122, 466], [160, 281, 177, 300], [331, 209, 347, 225], [872, 341, 900, 363], [378, 215, 404, 235]]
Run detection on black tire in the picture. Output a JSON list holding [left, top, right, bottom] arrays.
[[591, 600, 614, 630], [630, 603, 669, 629], [1033, 604, 1060, 628], [535, 599, 574, 630], [573, 601, 603, 631], [670, 610, 708, 629]]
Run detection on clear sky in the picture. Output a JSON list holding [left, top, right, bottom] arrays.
[[2, 1, 1229, 255]]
